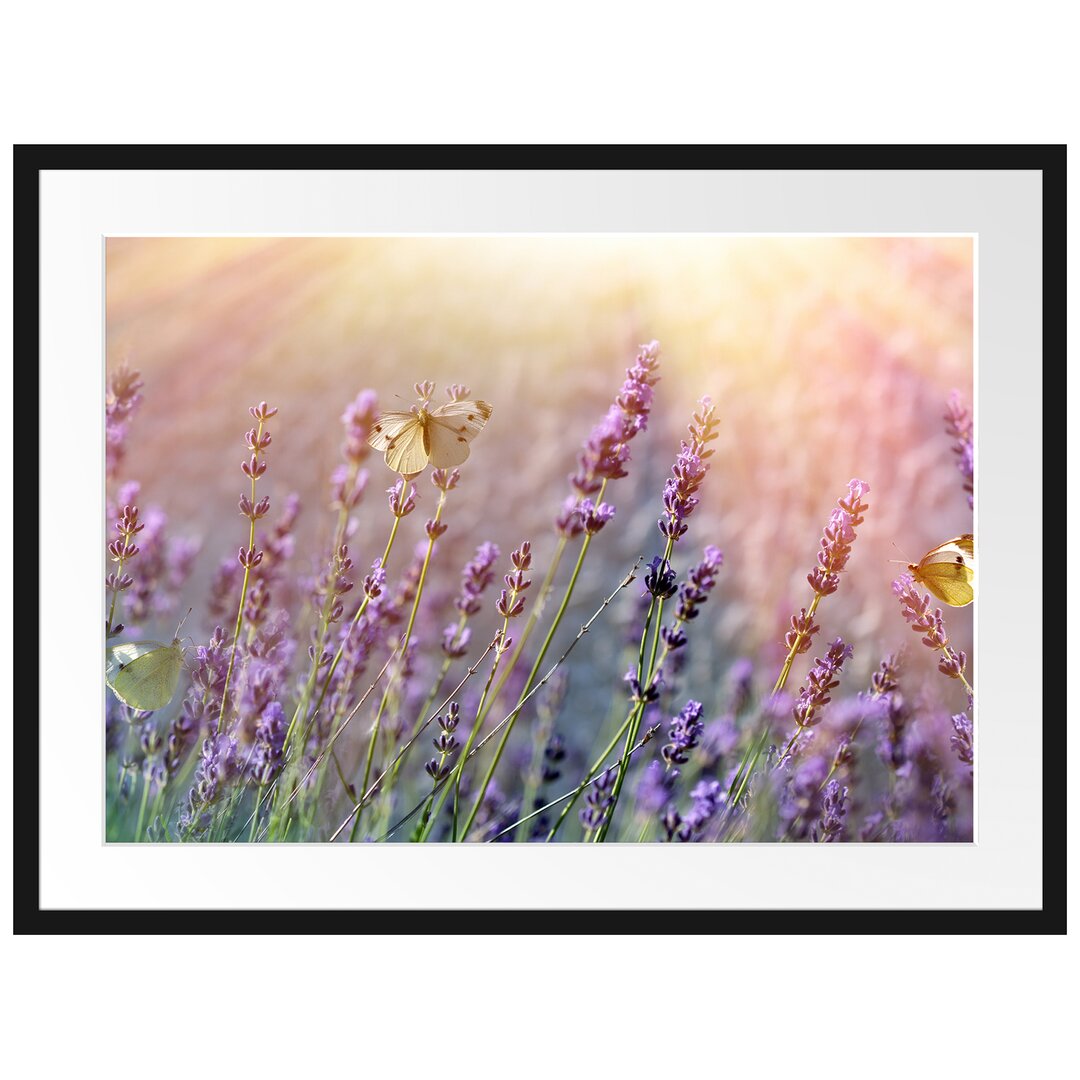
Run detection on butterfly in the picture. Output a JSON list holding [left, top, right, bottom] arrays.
[[908, 534, 975, 607], [368, 395, 492, 479], [106, 613, 190, 711]]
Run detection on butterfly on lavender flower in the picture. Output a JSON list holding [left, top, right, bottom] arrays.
[[907, 534, 975, 607], [105, 610, 192, 712], [369, 389, 492, 479]]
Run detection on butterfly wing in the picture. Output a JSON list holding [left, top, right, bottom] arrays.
[[368, 411, 419, 453], [914, 536, 975, 607], [428, 400, 492, 469], [367, 410, 429, 476], [916, 563, 974, 607], [385, 419, 429, 478], [107, 641, 184, 711], [107, 639, 168, 682]]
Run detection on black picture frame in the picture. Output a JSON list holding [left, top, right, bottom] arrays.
[[14, 144, 1066, 934]]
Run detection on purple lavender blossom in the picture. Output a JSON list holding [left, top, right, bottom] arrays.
[[662, 699, 705, 766], [624, 665, 663, 706], [779, 754, 830, 840], [542, 732, 567, 783], [662, 545, 723, 650], [362, 558, 387, 600], [249, 701, 287, 785], [426, 702, 461, 782], [109, 492, 200, 629], [664, 779, 726, 841], [931, 773, 956, 840], [179, 730, 241, 834], [672, 544, 722, 621], [581, 501, 616, 535], [792, 638, 853, 731], [637, 759, 678, 814], [892, 574, 968, 681], [871, 652, 902, 698], [807, 479, 870, 597], [554, 496, 585, 539], [496, 542, 532, 619], [658, 398, 719, 541], [431, 467, 460, 494], [455, 542, 500, 616], [580, 766, 618, 831], [387, 479, 418, 518], [813, 779, 849, 842], [784, 607, 821, 659], [441, 623, 472, 659], [105, 363, 144, 479], [950, 713, 974, 766], [342, 390, 379, 459], [106, 502, 144, 635], [944, 390, 974, 509], [644, 555, 678, 600], [567, 341, 661, 499]]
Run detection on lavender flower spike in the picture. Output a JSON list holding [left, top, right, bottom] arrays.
[[455, 542, 500, 616], [944, 390, 974, 510], [658, 397, 720, 541], [662, 699, 705, 765], [892, 574, 969, 682], [807, 479, 870, 597], [567, 341, 661, 500], [792, 637, 853, 731]]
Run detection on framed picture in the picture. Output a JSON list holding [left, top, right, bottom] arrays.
[[17, 145, 1063, 932]]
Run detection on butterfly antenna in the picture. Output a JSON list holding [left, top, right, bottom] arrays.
[[888, 542, 911, 565], [173, 607, 193, 640]]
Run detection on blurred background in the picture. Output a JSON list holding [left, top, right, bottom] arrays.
[[106, 235, 973, 785]]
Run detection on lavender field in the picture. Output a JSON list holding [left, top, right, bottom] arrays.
[[105, 236, 974, 843]]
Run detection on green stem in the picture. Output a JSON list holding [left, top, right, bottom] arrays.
[[942, 645, 974, 698], [350, 494, 447, 839], [271, 456, 363, 810], [472, 537, 568, 729], [248, 783, 265, 842], [594, 535, 674, 842], [724, 590, 826, 820], [217, 417, 265, 735], [449, 626, 508, 840], [459, 529, 595, 842], [284, 515, 402, 757], [269, 514, 402, 841], [134, 773, 152, 841], [513, 693, 558, 843], [544, 710, 636, 841]]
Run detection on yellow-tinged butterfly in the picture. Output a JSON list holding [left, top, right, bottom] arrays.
[[368, 393, 492, 479], [367, 390, 494, 479], [106, 613, 190, 711], [908, 534, 975, 607]]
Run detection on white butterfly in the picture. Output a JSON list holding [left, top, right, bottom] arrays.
[[368, 392, 492, 479]]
